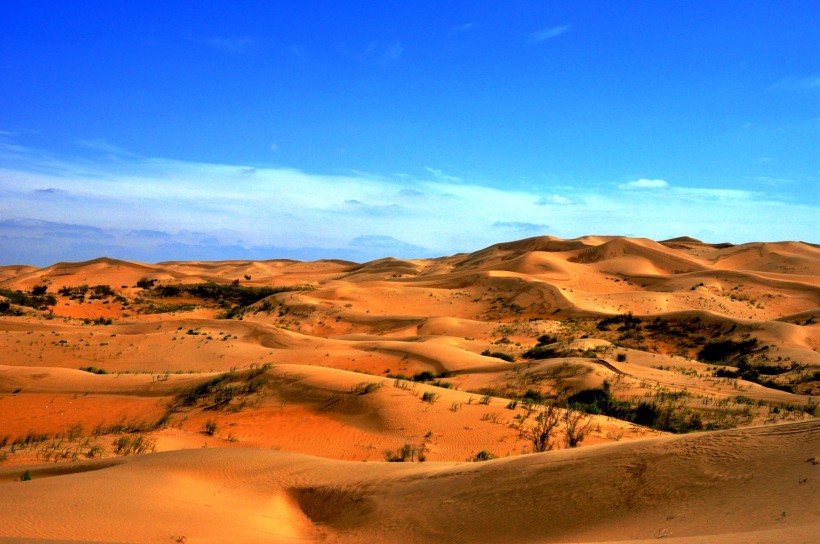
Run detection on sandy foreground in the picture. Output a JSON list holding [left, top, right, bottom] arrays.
[[0, 235, 818, 542]]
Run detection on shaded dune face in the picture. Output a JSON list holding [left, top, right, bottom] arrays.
[[0, 235, 818, 542]]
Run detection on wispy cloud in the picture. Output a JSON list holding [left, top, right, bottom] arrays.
[[355, 41, 405, 65], [349, 235, 427, 254], [0, 147, 816, 265], [536, 194, 572, 205], [424, 167, 462, 183], [771, 74, 820, 91], [203, 36, 255, 54], [382, 41, 404, 62], [619, 178, 669, 189], [529, 24, 571, 43], [493, 221, 549, 233], [76, 138, 138, 157], [449, 23, 476, 35]]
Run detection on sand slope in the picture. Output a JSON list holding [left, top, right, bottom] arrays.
[[1, 234, 818, 542], [0, 421, 817, 543]]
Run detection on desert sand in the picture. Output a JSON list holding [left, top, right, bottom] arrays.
[[0, 235, 818, 542]]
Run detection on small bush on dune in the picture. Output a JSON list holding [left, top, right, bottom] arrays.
[[385, 443, 425, 462], [529, 405, 560, 453], [203, 419, 218, 436], [481, 350, 515, 362], [472, 450, 497, 462]]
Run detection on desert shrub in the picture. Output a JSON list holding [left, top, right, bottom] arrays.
[[421, 391, 438, 403], [203, 419, 218, 436], [698, 339, 758, 363], [412, 371, 436, 382], [536, 334, 559, 346], [529, 405, 560, 453], [136, 278, 156, 289], [522, 389, 548, 404], [174, 282, 293, 307], [567, 387, 613, 415], [597, 312, 641, 331], [176, 373, 231, 407], [564, 407, 593, 448], [0, 301, 24, 316], [82, 317, 112, 326], [247, 363, 272, 379], [472, 450, 497, 462], [112, 435, 155, 456], [715, 368, 740, 379], [90, 284, 115, 298], [616, 353, 627, 362], [0, 288, 56, 310], [352, 382, 381, 395], [481, 350, 515, 362], [385, 443, 425, 462], [522, 345, 562, 359], [31, 285, 48, 296], [140, 302, 199, 314], [20, 470, 32, 481], [79, 366, 108, 375]]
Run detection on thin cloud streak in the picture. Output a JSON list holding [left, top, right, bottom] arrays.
[[529, 24, 571, 43], [204, 36, 255, 53]]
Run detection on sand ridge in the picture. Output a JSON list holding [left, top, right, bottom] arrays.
[[1, 234, 818, 542]]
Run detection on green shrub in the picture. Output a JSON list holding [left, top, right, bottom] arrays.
[[472, 450, 497, 462], [481, 350, 515, 362], [203, 419, 218, 436], [79, 366, 108, 375], [698, 339, 758, 363], [522, 345, 562, 359], [385, 443, 425, 462], [412, 371, 436, 382], [421, 391, 438, 403]]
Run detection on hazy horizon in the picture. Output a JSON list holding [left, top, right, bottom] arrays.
[[2, 2, 818, 265]]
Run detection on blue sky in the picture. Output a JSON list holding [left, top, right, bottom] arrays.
[[1, 1, 818, 265]]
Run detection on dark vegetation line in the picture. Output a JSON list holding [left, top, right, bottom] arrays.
[[137, 278, 304, 319]]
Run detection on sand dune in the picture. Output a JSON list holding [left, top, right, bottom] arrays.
[[1, 234, 818, 542], [0, 421, 816, 543]]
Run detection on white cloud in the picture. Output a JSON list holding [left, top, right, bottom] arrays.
[[0, 148, 816, 265], [529, 25, 571, 43], [450, 23, 476, 35], [619, 178, 669, 189], [424, 167, 462, 183], [536, 194, 572, 205]]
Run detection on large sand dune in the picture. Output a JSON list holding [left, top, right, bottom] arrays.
[[0, 421, 817, 543], [0, 235, 818, 542]]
